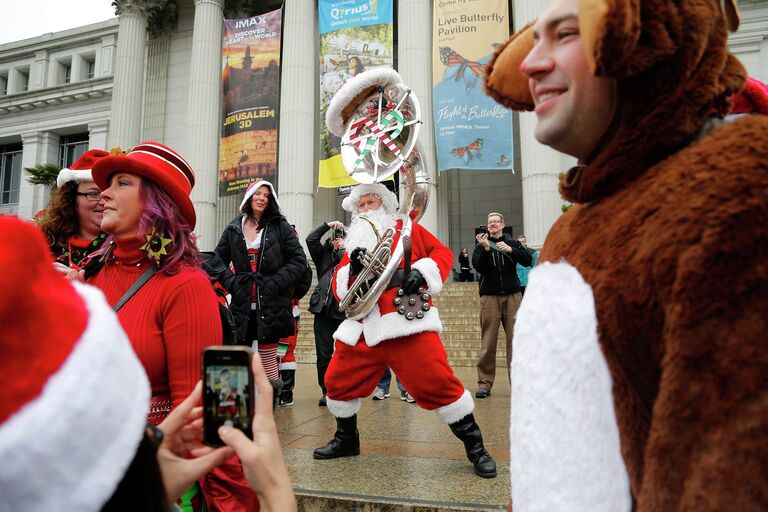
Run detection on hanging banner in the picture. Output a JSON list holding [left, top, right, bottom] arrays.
[[432, 0, 512, 172], [219, 9, 283, 196], [318, 0, 394, 188]]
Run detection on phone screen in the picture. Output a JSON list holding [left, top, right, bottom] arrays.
[[203, 347, 254, 446]]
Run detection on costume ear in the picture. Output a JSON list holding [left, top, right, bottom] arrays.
[[483, 22, 535, 112], [722, 0, 740, 32], [579, 0, 641, 76]]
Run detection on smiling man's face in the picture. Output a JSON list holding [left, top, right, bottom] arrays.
[[520, 0, 616, 161]]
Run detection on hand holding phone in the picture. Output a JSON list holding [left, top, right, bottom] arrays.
[[203, 347, 255, 446], [217, 352, 298, 511]]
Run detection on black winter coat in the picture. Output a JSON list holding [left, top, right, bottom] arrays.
[[306, 223, 346, 319], [212, 215, 308, 343], [472, 236, 532, 296]]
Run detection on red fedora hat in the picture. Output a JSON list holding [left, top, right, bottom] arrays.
[[92, 142, 197, 229]]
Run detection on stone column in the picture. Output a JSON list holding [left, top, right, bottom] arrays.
[[109, 1, 149, 149], [277, 0, 316, 251], [17, 132, 60, 219], [398, 0, 442, 238], [185, 0, 224, 250], [89, 120, 110, 151], [513, 0, 575, 247]]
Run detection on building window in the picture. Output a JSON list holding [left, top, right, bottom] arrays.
[[0, 145, 23, 205], [59, 134, 89, 168], [17, 68, 29, 92], [0, 74, 7, 96], [64, 64, 72, 84], [87, 59, 96, 79]]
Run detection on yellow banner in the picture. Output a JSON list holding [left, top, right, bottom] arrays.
[[318, 155, 358, 188]]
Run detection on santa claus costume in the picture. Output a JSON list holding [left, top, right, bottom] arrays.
[[311, 134, 496, 476]]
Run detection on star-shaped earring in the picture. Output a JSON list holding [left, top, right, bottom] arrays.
[[141, 229, 173, 266]]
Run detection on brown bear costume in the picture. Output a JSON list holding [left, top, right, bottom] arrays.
[[485, 0, 767, 510]]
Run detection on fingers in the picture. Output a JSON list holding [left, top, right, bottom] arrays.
[[219, 425, 255, 457], [182, 446, 234, 479], [159, 381, 202, 435]]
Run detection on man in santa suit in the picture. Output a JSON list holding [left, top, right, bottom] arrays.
[[312, 182, 497, 478]]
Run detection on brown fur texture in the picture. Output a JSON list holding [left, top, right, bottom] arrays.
[[541, 116, 768, 510], [483, 22, 535, 111], [487, 0, 768, 509]]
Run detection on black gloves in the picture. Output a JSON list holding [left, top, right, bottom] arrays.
[[402, 269, 426, 294], [350, 247, 367, 276]]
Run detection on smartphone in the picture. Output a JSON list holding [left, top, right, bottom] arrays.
[[202, 346, 255, 446], [475, 225, 488, 236]]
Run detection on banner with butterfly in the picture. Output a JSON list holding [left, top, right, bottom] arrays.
[[432, 0, 513, 172], [317, 0, 395, 188]]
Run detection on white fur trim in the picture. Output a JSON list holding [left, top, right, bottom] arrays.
[[56, 168, 93, 188], [239, 179, 281, 213], [341, 183, 399, 214], [326, 397, 361, 418], [412, 257, 444, 295], [510, 261, 631, 512], [326, 68, 403, 136], [0, 282, 150, 512], [279, 361, 298, 370], [335, 263, 351, 302], [435, 389, 475, 424], [333, 319, 364, 347], [362, 304, 442, 347]]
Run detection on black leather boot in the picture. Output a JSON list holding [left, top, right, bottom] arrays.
[[449, 413, 497, 478], [279, 369, 295, 406], [269, 379, 283, 411], [313, 415, 361, 460]]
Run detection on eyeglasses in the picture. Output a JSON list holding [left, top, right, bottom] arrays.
[[75, 191, 102, 202], [145, 422, 164, 452]]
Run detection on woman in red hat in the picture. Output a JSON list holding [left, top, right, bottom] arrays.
[[87, 142, 221, 420], [36, 149, 110, 276], [87, 141, 224, 510]]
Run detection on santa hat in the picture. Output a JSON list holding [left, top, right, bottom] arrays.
[[239, 179, 281, 213], [0, 217, 150, 511], [92, 142, 197, 228], [730, 76, 768, 115], [56, 149, 110, 188], [341, 183, 399, 214], [326, 68, 403, 137]]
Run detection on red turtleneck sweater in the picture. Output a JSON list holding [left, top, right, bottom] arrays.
[[88, 237, 222, 415]]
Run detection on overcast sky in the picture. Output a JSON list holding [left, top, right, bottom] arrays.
[[0, 0, 117, 45]]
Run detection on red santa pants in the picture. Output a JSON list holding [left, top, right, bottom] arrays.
[[325, 331, 467, 412]]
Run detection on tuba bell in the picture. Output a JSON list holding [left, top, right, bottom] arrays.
[[327, 69, 430, 321]]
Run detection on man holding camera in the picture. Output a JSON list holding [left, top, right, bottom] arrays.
[[306, 220, 347, 406], [472, 212, 532, 398]]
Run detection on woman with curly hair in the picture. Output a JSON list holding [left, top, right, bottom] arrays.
[[36, 150, 109, 275]]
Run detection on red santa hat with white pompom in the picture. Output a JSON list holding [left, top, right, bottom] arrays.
[[0, 216, 150, 511]]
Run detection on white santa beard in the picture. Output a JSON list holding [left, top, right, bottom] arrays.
[[346, 208, 398, 252]]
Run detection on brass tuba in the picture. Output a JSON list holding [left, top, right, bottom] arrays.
[[332, 71, 430, 320]]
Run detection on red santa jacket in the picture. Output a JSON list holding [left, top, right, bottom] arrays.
[[332, 218, 453, 347]]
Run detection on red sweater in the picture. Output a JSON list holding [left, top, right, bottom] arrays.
[[88, 237, 222, 410]]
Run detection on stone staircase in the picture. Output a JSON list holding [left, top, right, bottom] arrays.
[[295, 281, 508, 368]]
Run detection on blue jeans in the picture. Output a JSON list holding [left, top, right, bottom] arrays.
[[377, 367, 406, 393]]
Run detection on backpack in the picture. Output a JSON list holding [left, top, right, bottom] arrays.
[[200, 251, 241, 345], [291, 263, 313, 300]]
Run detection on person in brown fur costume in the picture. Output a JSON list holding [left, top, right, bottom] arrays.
[[484, 0, 767, 510]]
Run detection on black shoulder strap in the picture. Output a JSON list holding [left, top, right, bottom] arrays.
[[113, 266, 159, 312]]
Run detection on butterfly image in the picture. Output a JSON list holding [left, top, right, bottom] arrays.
[[496, 154, 509, 166], [439, 47, 486, 82], [451, 138, 483, 162]]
